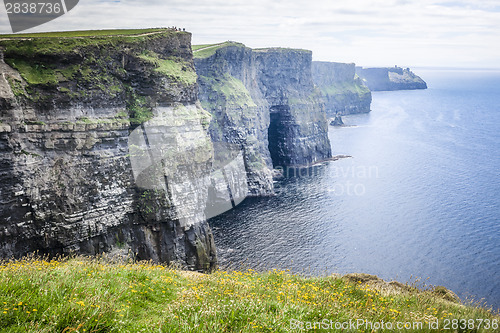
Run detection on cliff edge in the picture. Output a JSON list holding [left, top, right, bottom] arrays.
[[0, 29, 216, 271]]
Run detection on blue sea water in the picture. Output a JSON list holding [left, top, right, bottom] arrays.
[[209, 69, 500, 310]]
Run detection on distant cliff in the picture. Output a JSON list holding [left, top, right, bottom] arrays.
[[312, 61, 371, 116], [0, 30, 216, 271], [355, 66, 427, 91], [194, 42, 332, 195]]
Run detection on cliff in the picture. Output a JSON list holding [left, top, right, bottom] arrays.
[[0, 30, 216, 271], [0, 33, 334, 269], [194, 42, 332, 196], [193, 43, 274, 196], [355, 66, 427, 91], [312, 61, 371, 116]]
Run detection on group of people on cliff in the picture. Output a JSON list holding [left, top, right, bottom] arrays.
[[168, 26, 186, 32]]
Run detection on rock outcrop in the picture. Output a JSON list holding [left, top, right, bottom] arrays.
[[330, 115, 344, 126], [355, 66, 427, 91], [312, 61, 371, 116], [194, 42, 332, 196], [0, 30, 216, 271]]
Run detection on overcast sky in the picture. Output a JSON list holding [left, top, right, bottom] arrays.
[[1, 0, 499, 68]]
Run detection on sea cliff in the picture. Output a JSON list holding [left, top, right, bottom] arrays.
[[194, 42, 332, 195], [0, 30, 216, 271], [312, 61, 372, 115], [0, 33, 336, 268], [355, 66, 427, 91]]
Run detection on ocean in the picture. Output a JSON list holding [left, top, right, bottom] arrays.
[[209, 69, 500, 310]]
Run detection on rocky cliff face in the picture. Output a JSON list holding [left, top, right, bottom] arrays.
[[194, 43, 273, 196], [254, 49, 331, 168], [312, 61, 371, 116], [355, 66, 427, 91], [194, 43, 331, 196], [0, 30, 216, 271]]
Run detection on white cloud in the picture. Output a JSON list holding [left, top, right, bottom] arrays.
[[0, 0, 499, 68]]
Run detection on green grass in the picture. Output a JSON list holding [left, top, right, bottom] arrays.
[[200, 73, 257, 109], [0, 28, 170, 38], [126, 91, 153, 125], [192, 44, 219, 51], [321, 80, 371, 97], [138, 51, 197, 86], [5, 59, 58, 85], [0, 257, 498, 332], [253, 47, 311, 53], [0, 30, 175, 62], [192, 42, 246, 59], [0, 29, 192, 122], [192, 43, 310, 59]]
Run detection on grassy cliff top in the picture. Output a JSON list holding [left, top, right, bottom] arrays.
[[253, 47, 311, 53], [0, 257, 497, 332], [193, 42, 311, 59], [0, 28, 188, 58], [0, 28, 196, 114], [192, 41, 247, 59], [321, 80, 371, 96], [0, 28, 177, 39]]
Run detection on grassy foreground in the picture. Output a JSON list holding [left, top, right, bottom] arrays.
[[0, 258, 498, 332]]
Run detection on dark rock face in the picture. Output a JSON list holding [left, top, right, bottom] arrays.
[[0, 31, 216, 271], [194, 45, 273, 196], [254, 49, 331, 168], [195, 44, 332, 194], [355, 66, 427, 91], [0, 35, 334, 269], [312, 61, 372, 116]]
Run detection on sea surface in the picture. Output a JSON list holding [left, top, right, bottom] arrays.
[[209, 69, 500, 310]]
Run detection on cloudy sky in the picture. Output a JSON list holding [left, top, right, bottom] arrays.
[[1, 0, 499, 68]]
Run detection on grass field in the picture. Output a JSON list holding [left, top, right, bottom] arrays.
[[0, 257, 498, 332], [192, 42, 246, 59], [0, 28, 174, 39]]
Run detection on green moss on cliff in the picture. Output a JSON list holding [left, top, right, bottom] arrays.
[[1, 29, 195, 120], [138, 51, 197, 86], [5, 76, 26, 97], [200, 73, 256, 109], [5, 59, 58, 85], [126, 90, 153, 125], [253, 47, 311, 54], [0, 28, 169, 38], [4, 59, 86, 87], [321, 80, 370, 97]]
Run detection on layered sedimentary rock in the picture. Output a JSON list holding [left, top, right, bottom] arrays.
[[194, 43, 274, 196], [0, 33, 336, 266], [355, 66, 427, 91], [0, 30, 216, 271], [312, 61, 371, 116], [194, 43, 332, 195], [254, 48, 331, 168]]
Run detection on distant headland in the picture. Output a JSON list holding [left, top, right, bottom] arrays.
[[356, 66, 427, 91]]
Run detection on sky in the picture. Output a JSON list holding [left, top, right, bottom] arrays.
[[1, 0, 499, 68]]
